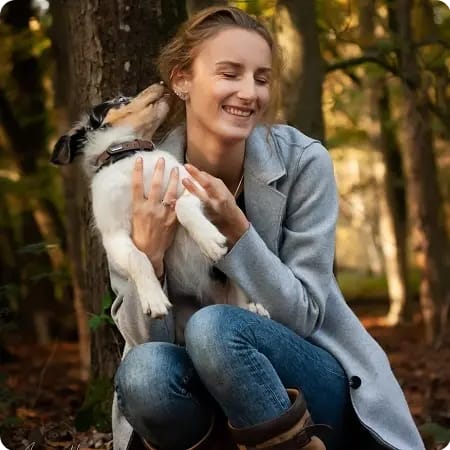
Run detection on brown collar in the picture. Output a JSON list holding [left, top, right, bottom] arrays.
[[95, 139, 154, 172]]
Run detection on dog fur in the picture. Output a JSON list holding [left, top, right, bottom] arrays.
[[51, 84, 270, 321]]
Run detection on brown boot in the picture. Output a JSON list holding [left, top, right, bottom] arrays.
[[141, 414, 217, 449], [228, 389, 331, 450]]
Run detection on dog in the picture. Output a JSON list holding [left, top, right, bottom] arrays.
[[50, 83, 270, 322]]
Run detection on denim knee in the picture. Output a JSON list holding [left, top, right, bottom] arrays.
[[114, 342, 215, 448], [185, 305, 252, 381], [114, 342, 186, 422]]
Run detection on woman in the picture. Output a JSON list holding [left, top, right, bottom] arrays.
[[111, 6, 424, 450]]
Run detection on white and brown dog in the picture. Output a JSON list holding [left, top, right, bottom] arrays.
[[51, 83, 269, 321]]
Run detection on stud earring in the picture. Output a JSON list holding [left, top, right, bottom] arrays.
[[173, 88, 188, 101]]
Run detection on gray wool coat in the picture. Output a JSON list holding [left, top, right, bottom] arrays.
[[109, 124, 425, 450]]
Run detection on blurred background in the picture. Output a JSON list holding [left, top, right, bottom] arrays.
[[0, 0, 449, 448]]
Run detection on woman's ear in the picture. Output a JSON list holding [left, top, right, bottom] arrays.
[[171, 68, 190, 101]]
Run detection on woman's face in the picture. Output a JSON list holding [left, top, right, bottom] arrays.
[[181, 27, 272, 143]]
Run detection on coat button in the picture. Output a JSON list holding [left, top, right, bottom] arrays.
[[350, 376, 362, 389]]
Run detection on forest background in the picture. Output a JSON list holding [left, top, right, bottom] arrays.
[[0, 0, 449, 449]]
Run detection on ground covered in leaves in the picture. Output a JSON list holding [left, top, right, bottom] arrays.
[[1, 313, 450, 449]]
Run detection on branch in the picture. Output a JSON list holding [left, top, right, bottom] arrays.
[[326, 54, 399, 76], [427, 100, 450, 133]]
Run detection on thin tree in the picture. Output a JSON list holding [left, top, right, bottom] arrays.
[[392, 0, 450, 346], [359, 0, 410, 325], [275, 0, 325, 141]]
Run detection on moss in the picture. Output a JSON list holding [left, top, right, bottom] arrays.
[[74, 376, 113, 432]]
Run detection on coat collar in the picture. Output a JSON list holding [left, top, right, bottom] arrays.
[[157, 124, 287, 254]]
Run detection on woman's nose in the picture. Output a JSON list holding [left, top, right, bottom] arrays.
[[237, 76, 257, 101]]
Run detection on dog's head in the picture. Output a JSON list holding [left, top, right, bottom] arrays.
[[50, 82, 172, 166], [50, 96, 132, 165]]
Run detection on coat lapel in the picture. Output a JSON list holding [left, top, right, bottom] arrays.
[[243, 126, 287, 254], [157, 124, 287, 255]]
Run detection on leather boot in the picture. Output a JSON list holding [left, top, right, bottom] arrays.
[[141, 414, 216, 449], [228, 389, 331, 450]]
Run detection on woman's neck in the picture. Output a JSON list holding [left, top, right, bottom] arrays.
[[185, 124, 245, 196]]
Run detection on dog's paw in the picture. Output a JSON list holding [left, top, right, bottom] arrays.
[[245, 302, 271, 319], [190, 223, 228, 262], [141, 294, 172, 319]]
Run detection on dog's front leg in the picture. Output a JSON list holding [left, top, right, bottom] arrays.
[[175, 191, 228, 262], [102, 231, 172, 318]]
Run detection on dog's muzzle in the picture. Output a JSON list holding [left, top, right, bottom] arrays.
[[95, 139, 155, 172]]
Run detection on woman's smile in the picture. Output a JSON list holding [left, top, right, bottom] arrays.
[[222, 105, 254, 118]]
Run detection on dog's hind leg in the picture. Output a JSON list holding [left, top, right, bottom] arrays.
[[102, 231, 172, 318], [175, 191, 228, 263]]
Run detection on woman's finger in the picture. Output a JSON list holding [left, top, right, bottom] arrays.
[[182, 176, 209, 203], [132, 157, 145, 202], [184, 164, 222, 198], [184, 164, 213, 190], [148, 157, 165, 203], [162, 167, 179, 207]]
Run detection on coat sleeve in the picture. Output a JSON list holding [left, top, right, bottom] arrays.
[[214, 142, 338, 337], [109, 266, 174, 347]]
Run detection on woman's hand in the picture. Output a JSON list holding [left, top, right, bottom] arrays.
[[131, 157, 179, 278], [181, 163, 250, 247]]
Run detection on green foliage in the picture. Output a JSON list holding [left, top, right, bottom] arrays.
[[419, 422, 450, 444], [230, 0, 276, 17], [17, 241, 54, 255], [338, 269, 421, 303], [326, 126, 369, 149], [74, 377, 113, 432], [88, 292, 114, 330]]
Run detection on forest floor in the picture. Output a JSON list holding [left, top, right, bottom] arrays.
[[1, 306, 450, 450]]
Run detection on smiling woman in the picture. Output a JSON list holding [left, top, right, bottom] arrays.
[[110, 6, 426, 450]]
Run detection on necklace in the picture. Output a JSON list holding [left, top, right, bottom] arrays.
[[185, 153, 244, 199]]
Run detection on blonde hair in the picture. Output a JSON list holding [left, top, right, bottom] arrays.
[[157, 6, 282, 130]]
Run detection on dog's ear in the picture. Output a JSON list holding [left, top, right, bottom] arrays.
[[50, 134, 73, 165], [50, 127, 87, 165]]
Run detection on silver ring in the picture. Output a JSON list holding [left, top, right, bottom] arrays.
[[161, 200, 172, 207]]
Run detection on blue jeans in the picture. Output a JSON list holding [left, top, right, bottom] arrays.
[[114, 305, 361, 450]]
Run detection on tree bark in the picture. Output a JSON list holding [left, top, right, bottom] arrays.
[[274, 0, 325, 141], [50, 0, 187, 427], [49, 0, 91, 383], [393, 0, 450, 345]]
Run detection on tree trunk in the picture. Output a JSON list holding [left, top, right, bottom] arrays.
[[49, 0, 91, 383], [274, 0, 325, 141], [0, 0, 67, 343], [50, 0, 187, 428], [394, 0, 450, 345], [359, 0, 410, 325], [375, 83, 411, 324]]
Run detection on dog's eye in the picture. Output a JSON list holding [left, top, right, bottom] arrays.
[[116, 96, 131, 105]]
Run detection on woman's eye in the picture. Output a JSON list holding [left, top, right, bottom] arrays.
[[256, 78, 269, 85], [222, 73, 237, 78]]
